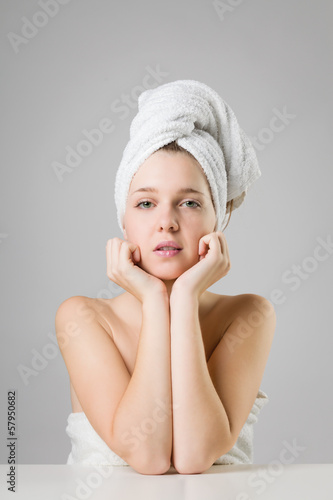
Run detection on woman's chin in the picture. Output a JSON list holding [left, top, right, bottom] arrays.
[[137, 262, 177, 279], [147, 270, 180, 281], [138, 255, 197, 280]]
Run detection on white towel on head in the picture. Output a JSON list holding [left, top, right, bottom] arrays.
[[114, 79, 261, 233]]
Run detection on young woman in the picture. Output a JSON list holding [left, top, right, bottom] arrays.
[[56, 81, 276, 475]]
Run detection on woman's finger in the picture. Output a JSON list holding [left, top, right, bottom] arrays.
[[216, 231, 225, 255], [217, 231, 231, 271], [119, 239, 135, 271], [199, 232, 218, 256], [219, 232, 231, 264], [109, 238, 121, 278]]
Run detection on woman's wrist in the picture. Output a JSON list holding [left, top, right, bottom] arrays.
[[170, 286, 199, 308], [141, 287, 169, 306]]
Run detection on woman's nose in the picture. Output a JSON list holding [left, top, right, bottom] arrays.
[[156, 207, 179, 231]]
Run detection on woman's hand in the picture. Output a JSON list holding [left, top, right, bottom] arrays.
[[171, 231, 231, 300], [106, 238, 167, 303]]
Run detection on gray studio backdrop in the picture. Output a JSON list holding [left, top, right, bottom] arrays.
[[1, 0, 332, 465]]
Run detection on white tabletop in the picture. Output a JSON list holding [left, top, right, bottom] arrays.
[[1, 464, 332, 500]]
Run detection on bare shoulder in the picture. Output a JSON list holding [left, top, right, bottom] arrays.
[[208, 291, 276, 328], [211, 291, 275, 308], [230, 293, 276, 317], [56, 295, 101, 321], [55, 295, 116, 339], [219, 292, 274, 306]]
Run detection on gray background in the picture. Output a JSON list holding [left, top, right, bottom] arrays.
[[1, 0, 332, 465]]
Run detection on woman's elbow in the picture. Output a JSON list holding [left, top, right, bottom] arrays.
[[172, 453, 213, 475], [129, 454, 171, 475]]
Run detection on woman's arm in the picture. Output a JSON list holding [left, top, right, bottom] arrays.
[[169, 292, 233, 474], [111, 290, 173, 473], [167, 231, 238, 473], [102, 237, 173, 473], [55, 293, 172, 475]]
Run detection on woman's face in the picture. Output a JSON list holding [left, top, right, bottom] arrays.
[[122, 150, 217, 282]]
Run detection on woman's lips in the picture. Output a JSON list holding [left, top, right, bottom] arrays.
[[154, 249, 182, 257]]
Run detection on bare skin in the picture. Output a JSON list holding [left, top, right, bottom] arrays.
[[67, 289, 252, 473], [69, 290, 243, 414]]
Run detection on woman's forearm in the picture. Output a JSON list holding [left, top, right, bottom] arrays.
[[170, 292, 232, 472], [111, 291, 172, 472]]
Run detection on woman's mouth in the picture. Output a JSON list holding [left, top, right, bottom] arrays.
[[154, 248, 182, 257]]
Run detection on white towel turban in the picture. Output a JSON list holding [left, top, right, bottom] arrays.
[[114, 79, 261, 233]]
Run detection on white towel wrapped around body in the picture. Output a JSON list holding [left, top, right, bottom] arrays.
[[114, 79, 261, 233], [65, 389, 269, 467]]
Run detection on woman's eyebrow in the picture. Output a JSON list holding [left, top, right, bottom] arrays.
[[131, 187, 207, 196]]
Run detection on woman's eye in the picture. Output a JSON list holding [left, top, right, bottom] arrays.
[[183, 200, 200, 208], [136, 201, 153, 208]]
